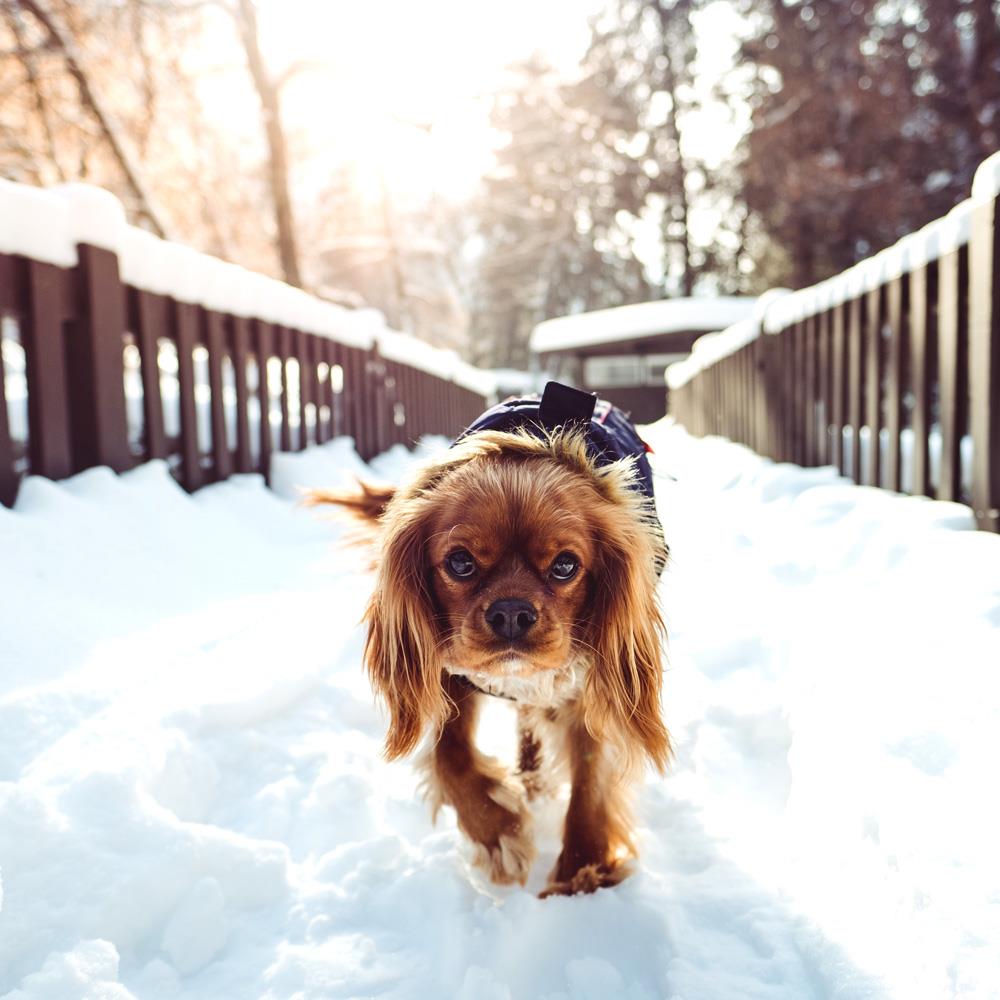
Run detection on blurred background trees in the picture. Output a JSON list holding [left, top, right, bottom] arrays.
[[1, 0, 997, 367], [734, 0, 1000, 289]]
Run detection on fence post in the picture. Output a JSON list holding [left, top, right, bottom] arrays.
[[752, 338, 767, 456], [277, 327, 292, 453], [884, 273, 907, 492], [831, 302, 846, 474], [937, 245, 967, 502], [864, 286, 884, 488], [23, 260, 73, 480], [908, 262, 933, 498], [231, 316, 253, 473], [846, 293, 865, 483], [327, 341, 343, 440], [816, 308, 831, 466], [803, 316, 817, 466], [762, 334, 780, 460], [300, 333, 317, 449], [132, 291, 169, 463], [252, 319, 272, 479], [779, 326, 791, 458], [0, 316, 14, 506], [968, 195, 1000, 531], [67, 245, 131, 475], [205, 310, 232, 482], [172, 300, 202, 491]]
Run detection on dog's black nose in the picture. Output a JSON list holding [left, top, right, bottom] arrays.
[[485, 598, 537, 641]]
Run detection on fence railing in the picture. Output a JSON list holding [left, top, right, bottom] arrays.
[[0, 181, 496, 508], [667, 152, 1000, 533]]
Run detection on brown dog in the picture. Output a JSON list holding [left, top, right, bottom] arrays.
[[316, 428, 670, 896]]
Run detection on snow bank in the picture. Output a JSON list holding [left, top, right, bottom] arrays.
[[269, 437, 374, 500], [2, 427, 999, 998], [530, 297, 757, 355], [647, 423, 1000, 1000]]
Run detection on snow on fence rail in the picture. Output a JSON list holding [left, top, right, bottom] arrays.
[[0, 181, 497, 506], [667, 151, 1000, 533]]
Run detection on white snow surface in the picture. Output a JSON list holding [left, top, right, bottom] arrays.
[[2, 424, 999, 999]]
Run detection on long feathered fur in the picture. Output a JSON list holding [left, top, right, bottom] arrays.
[[318, 428, 669, 767], [314, 427, 671, 894]]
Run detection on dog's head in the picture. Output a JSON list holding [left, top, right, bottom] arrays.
[[364, 429, 669, 768]]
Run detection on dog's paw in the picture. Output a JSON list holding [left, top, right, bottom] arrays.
[[539, 858, 633, 898], [466, 779, 536, 886]]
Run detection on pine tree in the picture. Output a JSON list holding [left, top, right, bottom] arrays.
[[469, 55, 651, 368]]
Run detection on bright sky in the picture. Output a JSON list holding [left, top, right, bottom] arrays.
[[191, 0, 744, 256], [257, 0, 602, 203]]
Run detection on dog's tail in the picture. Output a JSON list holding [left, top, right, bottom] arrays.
[[304, 480, 396, 526]]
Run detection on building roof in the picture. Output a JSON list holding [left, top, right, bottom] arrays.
[[530, 296, 758, 356]]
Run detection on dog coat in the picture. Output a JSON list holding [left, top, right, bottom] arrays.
[[455, 381, 665, 570]]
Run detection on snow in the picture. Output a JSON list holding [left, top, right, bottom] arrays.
[[0, 180, 77, 269], [376, 329, 498, 397], [530, 297, 758, 355], [50, 184, 129, 258], [2, 424, 1000, 999], [971, 149, 1000, 202], [269, 436, 378, 501], [0, 178, 496, 396]]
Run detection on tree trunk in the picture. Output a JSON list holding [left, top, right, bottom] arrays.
[[652, 3, 694, 296], [234, 0, 302, 288]]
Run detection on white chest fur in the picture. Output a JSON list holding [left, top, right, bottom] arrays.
[[445, 659, 584, 707]]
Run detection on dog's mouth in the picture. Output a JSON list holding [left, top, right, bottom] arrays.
[[451, 645, 565, 677], [442, 626, 571, 677]]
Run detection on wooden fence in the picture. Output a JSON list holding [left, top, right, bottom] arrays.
[[0, 183, 493, 508], [668, 153, 1000, 533]]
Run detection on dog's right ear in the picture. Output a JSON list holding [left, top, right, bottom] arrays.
[[364, 491, 447, 759]]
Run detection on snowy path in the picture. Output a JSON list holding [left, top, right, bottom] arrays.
[[1, 426, 998, 999]]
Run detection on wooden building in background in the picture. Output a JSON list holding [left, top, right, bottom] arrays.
[[530, 297, 757, 422]]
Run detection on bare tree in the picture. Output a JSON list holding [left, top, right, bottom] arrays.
[[13, 0, 169, 236], [3, 2, 64, 181], [233, 0, 301, 287]]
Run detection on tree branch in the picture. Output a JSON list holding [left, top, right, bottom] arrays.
[[4, 2, 65, 181], [15, 0, 170, 237]]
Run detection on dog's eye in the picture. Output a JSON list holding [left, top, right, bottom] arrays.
[[550, 552, 579, 581], [445, 548, 477, 579]]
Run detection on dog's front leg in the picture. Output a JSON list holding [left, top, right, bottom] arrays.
[[542, 712, 635, 897], [428, 675, 536, 886]]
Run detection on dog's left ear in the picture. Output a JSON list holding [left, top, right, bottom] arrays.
[[582, 502, 671, 773], [365, 491, 447, 760]]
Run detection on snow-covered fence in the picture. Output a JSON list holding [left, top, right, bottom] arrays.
[[0, 181, 496, 506], [667, 152, 1000, 533]]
